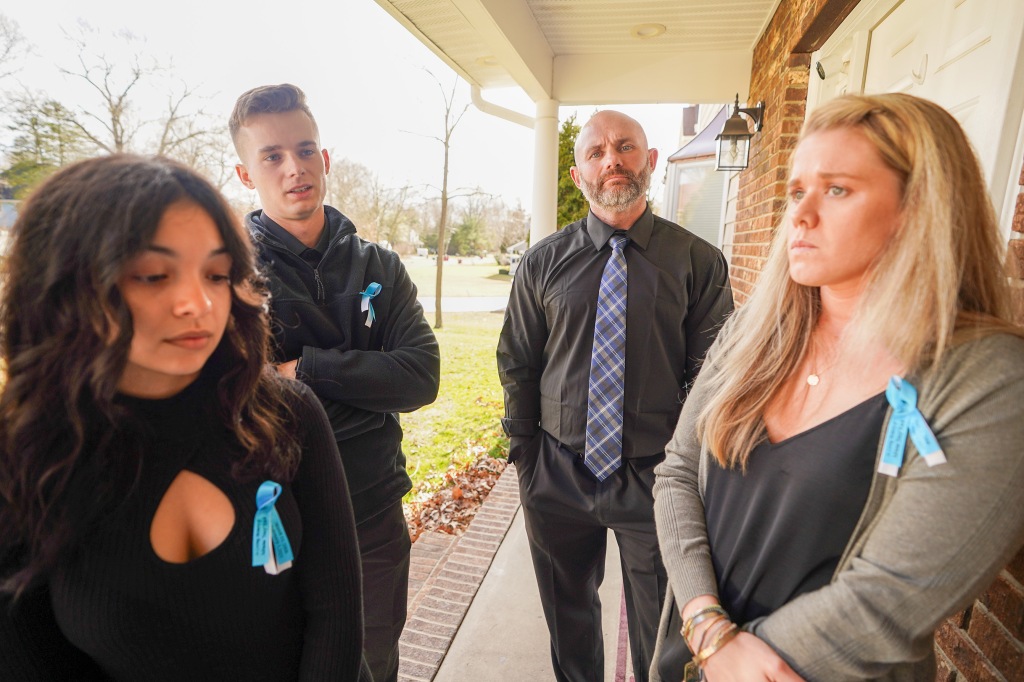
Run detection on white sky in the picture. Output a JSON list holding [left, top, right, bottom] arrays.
[[2, 0, 690, 212]]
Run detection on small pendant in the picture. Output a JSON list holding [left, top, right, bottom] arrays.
[[806, 374, 820, 387]]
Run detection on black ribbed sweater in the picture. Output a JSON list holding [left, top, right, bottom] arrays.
[[0, 377, 367, 681]]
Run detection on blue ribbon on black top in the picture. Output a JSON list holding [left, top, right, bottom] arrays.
[[252, 480, 294, 574]]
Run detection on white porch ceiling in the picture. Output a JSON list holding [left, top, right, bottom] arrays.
[[373, 0, 782, 105]]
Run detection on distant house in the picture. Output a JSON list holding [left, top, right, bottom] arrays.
[[0, 201, 19, 256], [506, 239, 528, 277], [663, 105, 729, 252]]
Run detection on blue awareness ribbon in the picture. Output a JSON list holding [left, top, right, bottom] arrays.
[[359, 282, 382, 328], [879, 376, 947, 477], [252, 480, 294, 574]]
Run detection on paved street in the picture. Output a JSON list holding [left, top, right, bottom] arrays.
[[417, 296, 509, 312]]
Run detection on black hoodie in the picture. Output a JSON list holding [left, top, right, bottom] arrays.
[[248, 206, 440, 522]]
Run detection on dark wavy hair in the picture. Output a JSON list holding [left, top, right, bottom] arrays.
[[0, 154, 300, 597]]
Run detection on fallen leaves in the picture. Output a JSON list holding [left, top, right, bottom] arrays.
[[404, 453, 507, 543]]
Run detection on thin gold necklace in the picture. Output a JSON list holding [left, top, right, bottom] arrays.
[[806, 336, 837, 387]]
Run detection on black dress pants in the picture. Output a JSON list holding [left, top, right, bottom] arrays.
[[516, 431, 667, 682], [357, 499, 411, 682]]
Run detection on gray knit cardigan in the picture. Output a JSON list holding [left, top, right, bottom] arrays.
[[651, 333, 1024, 681]]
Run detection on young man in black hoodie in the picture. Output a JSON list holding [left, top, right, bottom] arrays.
[[230, 83, 440, 682]]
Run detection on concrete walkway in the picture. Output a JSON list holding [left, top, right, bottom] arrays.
[[400, 466, 634, 682]]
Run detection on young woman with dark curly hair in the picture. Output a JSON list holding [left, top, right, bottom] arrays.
[[0, 154, 369, 681]]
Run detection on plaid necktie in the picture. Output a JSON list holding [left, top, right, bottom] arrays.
[[584, 232, 628, 481]]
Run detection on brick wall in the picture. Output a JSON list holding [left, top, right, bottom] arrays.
[[740, 1, 1024, 679], [934, 154, 1024, 682], [934, 549, 1024, 681], [730, 0, 857, 303]]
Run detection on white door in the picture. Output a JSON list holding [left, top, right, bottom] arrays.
[[808, 0, 1024, 232]]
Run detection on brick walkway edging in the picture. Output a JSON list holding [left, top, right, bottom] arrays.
[[398, 465, 521, 681]]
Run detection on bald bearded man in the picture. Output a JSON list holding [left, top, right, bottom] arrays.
[[497, 111, 733, 681]]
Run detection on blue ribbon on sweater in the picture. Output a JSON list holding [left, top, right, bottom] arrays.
[[879, 376, 947, 477], [252, 481, 294, 574], [359, 282, 382, 328]]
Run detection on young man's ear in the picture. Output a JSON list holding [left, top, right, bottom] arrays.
[[235, 164, 255, 190], [322, 148, 331, 175]]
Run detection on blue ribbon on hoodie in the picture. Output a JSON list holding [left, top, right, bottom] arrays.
[[360, 282, 382, 328]]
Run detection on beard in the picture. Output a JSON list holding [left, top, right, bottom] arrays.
[[579, 164, 651, 212]]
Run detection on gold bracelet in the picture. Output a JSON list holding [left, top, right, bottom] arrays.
[[693, 614, 729, 654], [692, 622, 740, 667], [681, 605, 727, 643], [683, 611, 726, 651]]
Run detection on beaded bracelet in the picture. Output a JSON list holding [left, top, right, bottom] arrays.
[[692, 622, 740, 668]]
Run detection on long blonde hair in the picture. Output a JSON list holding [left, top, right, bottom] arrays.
[[700, 92, 1019, 469]]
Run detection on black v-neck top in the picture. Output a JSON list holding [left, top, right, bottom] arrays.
[[704, 393, 888, 624]]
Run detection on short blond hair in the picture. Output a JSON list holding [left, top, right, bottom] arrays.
[[228, 83, 319, 153]]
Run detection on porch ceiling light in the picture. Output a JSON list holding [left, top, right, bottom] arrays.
[[715, 94, 766, 172], [630, 23, 666, 39]]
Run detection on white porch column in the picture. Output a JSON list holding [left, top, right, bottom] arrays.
[[530, 98, 559, 245]]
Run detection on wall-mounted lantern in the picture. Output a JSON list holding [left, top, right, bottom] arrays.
[[715, 94, 766, 171]]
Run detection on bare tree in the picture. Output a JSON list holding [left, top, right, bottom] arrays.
[[327, 157, 397, 241], [417, 73, 469, 329], [59, 26, 149, 153], [58, 24, 221, 166], [411, 198, 441, 252], [489, 200, 530, 254], [155, 83, 210, 156], [325, 154, 417, 249], [1, 21, 226, 197], [370, 182, 416, 249], [444, 191, 528, 257], [169, 123, 235, 190], [447, 190, 494, 256], [155, 83, 233, 189], [325, 156, 375, 223], [0, 14, 27, 81]]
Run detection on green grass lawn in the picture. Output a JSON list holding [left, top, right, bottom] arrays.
[[399, 258, 513, 496], [401, 310, 509, 498], [403, 257, 512, 298]]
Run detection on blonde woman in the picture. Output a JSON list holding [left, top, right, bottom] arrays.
[[651, 93, 1024, 681]]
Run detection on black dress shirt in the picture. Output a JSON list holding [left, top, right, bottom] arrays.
[[497, 206, 733, 459]]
